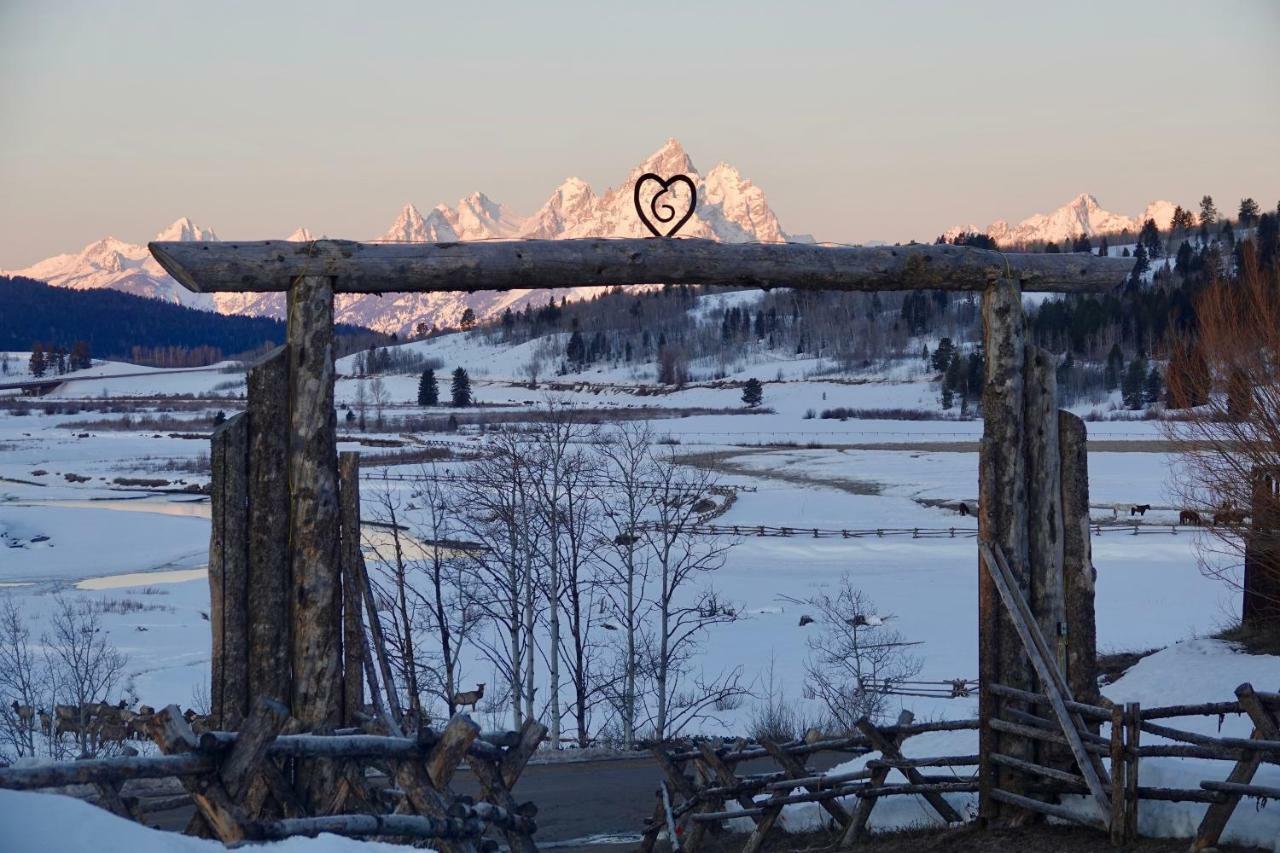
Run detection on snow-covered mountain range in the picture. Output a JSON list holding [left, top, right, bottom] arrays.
[[4, 139, 801, 335], [945, 193, 1176, 247]]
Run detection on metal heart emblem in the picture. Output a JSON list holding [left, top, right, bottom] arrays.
[[633, 172, 697, 238]]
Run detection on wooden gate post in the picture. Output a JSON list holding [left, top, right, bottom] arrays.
[[1060, 412, 1098, 707], [978, 277, 1034, 820], [287, 275, 343, 804], [1024, 346, 1065, 675], [247, 348, 291, 708], [209, 413, 250, 729], [1243, 466, 1280, 635]]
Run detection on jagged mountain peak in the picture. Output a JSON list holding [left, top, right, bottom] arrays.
[[153, 217, 218, 243], [947, 193, 1177, 247]]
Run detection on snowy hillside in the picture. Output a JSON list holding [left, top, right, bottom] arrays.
[[4, 139, 801, 336], [946, 193, 1176, 247]]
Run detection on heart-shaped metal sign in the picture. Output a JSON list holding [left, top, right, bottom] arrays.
[[634, 172, 697, 237]]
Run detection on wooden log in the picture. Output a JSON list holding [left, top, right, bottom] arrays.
[[855, 717, 962, 824], [760, 736, 851, 828], [425, 713, 480, 790], [394, 757, 476, 853], [1201, 779, 1280, 800], [983, 541, 1114, 819], [0, 753, 214, 789], [500, 718, 548, 789], [987, 681, 1110, 721], [1192, 683, 1280, 851], [1109, 705, 1127, 845], [249, 813, 485, 841], [1140, 701, 1243, 720], [470, 749, 537, 853], [989, 751, 1085, 786], [93, 781, 140, 821], [989, 788, 1105, 830], [1059, 412, 1099, 707], [148, 705, 249, 843], [989, 719, 1107, 756], [149, 238, 1134, 295], [219, 697, 290, 801], [664, 719, 978, 763], [209, 412, 250, 729], [287, 275, 342, 806], [838, 710, 912, 848], [339, 452, 365, 725], [1125, 702, 1140, 840], [247, 347, 291, 709], [1024, 347, 1066, 677], [978, 278, 1032, 821]]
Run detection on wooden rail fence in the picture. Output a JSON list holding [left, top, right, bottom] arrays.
[[638, 715, 981, 853], [0, 700, 548, 852]]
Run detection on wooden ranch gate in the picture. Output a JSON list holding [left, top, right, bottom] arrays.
[[150, 237, 1134, 833]]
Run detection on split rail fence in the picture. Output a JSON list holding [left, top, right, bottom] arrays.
[[0, 700, 548, 852]]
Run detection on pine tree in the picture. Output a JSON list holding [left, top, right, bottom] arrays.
[[1238, 198, 1260, 228], [417, 368, 438, 406], [459, 308, 476, 330], [450, 367, 472, 407], [1199, 195, 1218, 227], [1143, 366, 1162, 404], [741, 378, 764, 408], [29, 344, 45, 378], [1105, 344, 1125, 391], [1122, 356, 1147, 409], [930, 337, 954, 372]]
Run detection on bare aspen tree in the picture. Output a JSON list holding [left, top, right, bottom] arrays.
[[596, 422, 658, 748], [0, 595, 47, 760], [457, 430, 540, 729], [640, 452, 743, 739], [354, 379, 369, 432], [365, 472, 423, 716], [45, 597, 127, 757], [798, 576, 921, 729], [370, 377, 388, 430]]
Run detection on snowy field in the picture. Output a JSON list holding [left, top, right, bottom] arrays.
[[1, 321, 1275, 849]]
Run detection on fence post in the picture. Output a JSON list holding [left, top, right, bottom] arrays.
[[978, 278, 1033, 821], [286, 274, 342, 806], [209, 412, 250, 730], [1060, 412, 1099, 711], [1125, 702, 1140, 840]]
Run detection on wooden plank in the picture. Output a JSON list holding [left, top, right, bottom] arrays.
[[981, 542, 1112, 824], [1192, 683, 1280, 851], [149, 238, 1135, 295], [838, 710, 912, 847], [1059, 412, 1099, 707], [987, 681, 1110, 721], [855, 718, 961, 824], [246, 346, 291, 708], [338, 452, 365, 725], [978, 278, 1032, 821], [286, 275, 343, 807], [249, 813, 484, 841]]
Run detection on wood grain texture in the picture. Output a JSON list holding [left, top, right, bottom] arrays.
[[338, 452, 365, 725], [286, 276, 342, 806], [977, 278, 1032, 821], [209, 413, 250, 729], [247, 347, 291, 708], [1059, 412, 1099, 707], [149, 238, 1133, 294]]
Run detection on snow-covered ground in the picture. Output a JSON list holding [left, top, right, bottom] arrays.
[[0, 788, 433, 853], [1, 312, 1274, 848]]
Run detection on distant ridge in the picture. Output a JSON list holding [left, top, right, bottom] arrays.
[[944, 193, 1176, 247]]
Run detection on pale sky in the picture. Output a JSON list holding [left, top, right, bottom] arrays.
[[2, 0, 1278, 267]]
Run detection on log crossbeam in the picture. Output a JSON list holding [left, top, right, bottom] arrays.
[[148, 238, 1133, 295]]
